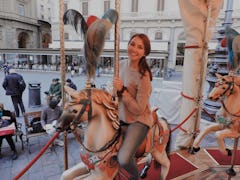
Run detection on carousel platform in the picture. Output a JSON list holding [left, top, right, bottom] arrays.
[[171, 148, 240, 180], [115, 147, 240, 180]]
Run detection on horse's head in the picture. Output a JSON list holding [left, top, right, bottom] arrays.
[[60, 85, 119, 131], [208, 73, 240, 101]]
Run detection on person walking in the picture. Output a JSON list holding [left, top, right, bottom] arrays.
[[3, 63, 10, 76], [70, 63, 75, 77], [2, 68, 26, 117], [113, 33, 153, 180]]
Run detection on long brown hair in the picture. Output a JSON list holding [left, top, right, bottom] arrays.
[[128, 33, 153, 81]]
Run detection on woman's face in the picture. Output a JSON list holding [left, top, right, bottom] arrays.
[[127, 36, 145, 63]]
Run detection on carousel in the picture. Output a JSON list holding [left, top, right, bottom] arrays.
[[13, 0, 240, 179]]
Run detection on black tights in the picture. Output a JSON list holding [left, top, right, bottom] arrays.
[[0, 135, 17, 153], [117, 122, 149, 180]]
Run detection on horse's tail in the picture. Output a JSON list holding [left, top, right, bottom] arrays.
[[151, 107, 171, 154], [153, 116, 171, 169]]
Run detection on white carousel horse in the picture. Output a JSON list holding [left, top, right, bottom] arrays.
[[193, 73, 240, 156], [59, 85, 171, 180]]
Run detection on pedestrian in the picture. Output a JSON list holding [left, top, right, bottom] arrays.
[[3, 63, 10, 76], [2, 68, 26, 117], [70, 63, 75, 77], [66, 78, 77, 90], [41, 99, 64, 146], [0, 103, 18, 160], [113, 33, 153, 180]]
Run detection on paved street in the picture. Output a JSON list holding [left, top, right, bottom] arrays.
[[0, 69, 224, 180]]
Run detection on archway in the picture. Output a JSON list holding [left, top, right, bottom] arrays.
[[42, 33, 51, 48], [18, 32, 29, 48]]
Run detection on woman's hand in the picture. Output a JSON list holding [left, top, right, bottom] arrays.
[[113, 77, 123, 91]]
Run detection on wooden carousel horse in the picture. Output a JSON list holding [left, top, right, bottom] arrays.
[[59, 85, 171, 180], [192, 73, 240, 156]]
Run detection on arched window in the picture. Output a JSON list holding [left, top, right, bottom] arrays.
[[42, 33, 51, 48], [18, 32, 29, 48]]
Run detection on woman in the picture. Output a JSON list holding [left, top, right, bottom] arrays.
[[113, 33, 153, 179]]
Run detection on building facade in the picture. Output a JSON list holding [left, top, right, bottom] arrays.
[[0, 0, 52, 66], [49, 0, 240, 75]]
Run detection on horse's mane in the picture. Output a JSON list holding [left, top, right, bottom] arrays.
[[68, 88, 119, 130]]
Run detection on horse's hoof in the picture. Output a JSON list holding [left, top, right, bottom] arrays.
[[139, 165, 150, 179], [226, 148, 232, 156]]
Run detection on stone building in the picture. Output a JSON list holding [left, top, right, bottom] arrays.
[[0, 0, 52, 66], [49, 0, 240, 76]]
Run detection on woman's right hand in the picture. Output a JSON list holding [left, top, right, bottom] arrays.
[[113, 77, 123, 91]]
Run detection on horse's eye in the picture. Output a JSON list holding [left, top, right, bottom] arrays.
[[222, 87, 226, 90]]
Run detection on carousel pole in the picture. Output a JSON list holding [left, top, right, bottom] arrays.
[[175, 0, 222, 149], [59, 0, 68, 170], [114, 0, 120, 78], [188, 1, 213, 154], [113, 0, 120, 96], [226, 136, 239, 176]]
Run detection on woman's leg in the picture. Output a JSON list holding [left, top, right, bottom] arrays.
[[118, 122, 149, 180]]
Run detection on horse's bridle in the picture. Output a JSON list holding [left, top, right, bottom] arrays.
[[216, 75, 234, 97], [70, 88, 121, 154], [70, 88, 92, 129], [217, 76, 240, 118]]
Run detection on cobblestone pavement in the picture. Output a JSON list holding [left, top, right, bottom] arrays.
[[0, 69, 224, 180]]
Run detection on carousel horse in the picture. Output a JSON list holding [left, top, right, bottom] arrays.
[[59, 85, 171, 180], [193, 73, 240, 156]]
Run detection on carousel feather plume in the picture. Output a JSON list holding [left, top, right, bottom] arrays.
[[63, 9, 118, 79], [63, 9, 88, 35], [85, 9, 118, 79]]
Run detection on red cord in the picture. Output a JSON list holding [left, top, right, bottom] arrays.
[[13, 131, 60, 180], [184, 45, 200, 49], [171, 108, 197, 133]]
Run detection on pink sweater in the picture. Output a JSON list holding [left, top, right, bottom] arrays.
[[119, 60, 153, 128]]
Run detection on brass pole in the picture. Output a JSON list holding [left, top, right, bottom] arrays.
[[59, 0, 68, 170]]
